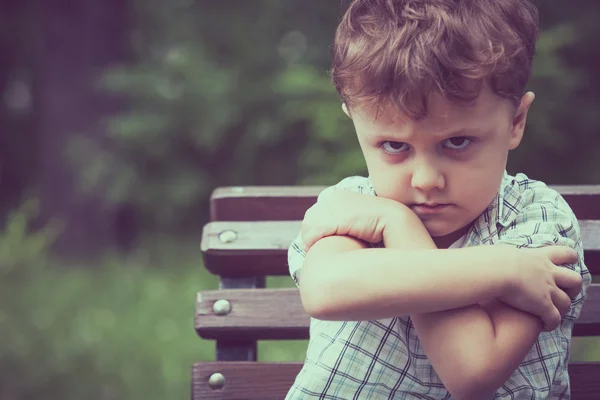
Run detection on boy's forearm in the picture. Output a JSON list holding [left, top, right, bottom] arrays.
[[301, 241, 510, 321]]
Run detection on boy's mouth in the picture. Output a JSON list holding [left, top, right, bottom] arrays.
[[410, 203, 451, 215]]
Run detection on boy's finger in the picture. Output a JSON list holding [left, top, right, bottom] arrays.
[[551, 289, 572, 316], [301, 229, 318, 252], [546, 245, 578, 266], [554, 268, 582, 298], [541, 308, 561, 332], [302, 226, 337, 252]]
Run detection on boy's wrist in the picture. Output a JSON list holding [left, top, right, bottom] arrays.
[[378, 202, 514, 303], [380, 201, 436, 249], [471, 246, 520, 301]]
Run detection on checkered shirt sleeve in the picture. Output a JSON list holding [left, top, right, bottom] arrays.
[[489, 176, 592, 398], [287, 176, 375, 287]]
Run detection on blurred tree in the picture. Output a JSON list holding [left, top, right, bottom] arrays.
[[67, 0, 600, 238], [0, 0, 37, 215], [38, 0, 129, 257], [1, 0, 598, 246], [512, 0, 600, 182], [72, 0, 363, 234]]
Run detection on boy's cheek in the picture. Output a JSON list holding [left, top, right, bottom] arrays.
[[369, 180, 408, 204]]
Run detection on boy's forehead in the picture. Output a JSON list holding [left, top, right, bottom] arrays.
[[354, 87, 509, 133]]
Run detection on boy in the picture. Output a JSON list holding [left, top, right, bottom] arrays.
[[285, 0, 591, 399]]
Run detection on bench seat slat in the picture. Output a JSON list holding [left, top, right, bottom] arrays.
[[201, 221, 600, 277], [211, 185, 600, 221], [192, 361, 600, 400], [196, 284, 600, 340]]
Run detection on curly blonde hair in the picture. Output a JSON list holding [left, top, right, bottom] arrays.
[[331, 0, 539, 119]]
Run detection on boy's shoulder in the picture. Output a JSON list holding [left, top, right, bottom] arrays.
[[318, 175, 375, 197], [472, 171, 582, 250], [501, 171, 568, 206], [494, 171, 578, 228]]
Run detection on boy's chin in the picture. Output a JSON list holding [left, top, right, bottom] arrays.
[[426, 221, 472, 245], [424, 222, 456, 237]]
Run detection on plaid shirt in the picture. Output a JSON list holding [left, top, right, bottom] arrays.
[[285, 172, 592, 400]]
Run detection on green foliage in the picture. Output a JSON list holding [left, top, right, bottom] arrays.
[[514, 12, 600, 182], [61, 1, 600, 234], [0, 210, 310, 400], [69, 0, 358, 231], [0, 200, 62, 276], [0, 215, 219, 399]]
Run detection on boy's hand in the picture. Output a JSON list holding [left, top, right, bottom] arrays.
[[301, 189, 408, 252], [498, 245, 582, 331]]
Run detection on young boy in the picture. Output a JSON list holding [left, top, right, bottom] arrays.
[[285, 1, 591, 399]]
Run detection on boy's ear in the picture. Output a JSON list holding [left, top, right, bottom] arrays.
[[509, 91, 535, 150], [342, 103, 351, 118]]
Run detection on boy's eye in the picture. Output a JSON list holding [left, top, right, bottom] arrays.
[[443, 137, 471, 151], [382, 141, 409, 154]]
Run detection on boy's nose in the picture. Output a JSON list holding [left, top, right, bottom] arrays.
[[411, 164, 445, 191]]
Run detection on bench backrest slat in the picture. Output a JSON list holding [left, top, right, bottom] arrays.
[[201, 220, 600, 277], [196, 285, 600, 340], [210, 185, 600, 221]]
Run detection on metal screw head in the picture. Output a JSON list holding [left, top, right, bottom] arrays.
[[218, 230, 237, 243], [213, 299, 231, 316], [208, 372, 225, 389]]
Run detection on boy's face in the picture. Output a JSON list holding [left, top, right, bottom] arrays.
[[344, 86, 534, 248]]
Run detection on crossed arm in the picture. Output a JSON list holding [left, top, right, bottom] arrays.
[[382, 222, 544, 400], [300, 233, 543, 400], [296, 186, 582, 399]]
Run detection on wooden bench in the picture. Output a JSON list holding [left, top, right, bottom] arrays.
[[193, 185, 600, 400]]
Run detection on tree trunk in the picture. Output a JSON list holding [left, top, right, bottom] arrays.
[[37, 0, 128, 259]]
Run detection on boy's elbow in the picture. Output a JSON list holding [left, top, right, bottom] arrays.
[[299, 272, 338, 319], [300, 289, 339, 320], [301, 294, 334, 319], [447, 374, 495, 400], [450, 383, 494, 400], [444, 357, 499, 400]]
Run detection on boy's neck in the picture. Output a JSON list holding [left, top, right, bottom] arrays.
[[433, 223, 472, 249]]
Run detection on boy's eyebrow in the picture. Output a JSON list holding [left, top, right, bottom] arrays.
[[439, 127, 486, 138], [370, 127, 486, 141]]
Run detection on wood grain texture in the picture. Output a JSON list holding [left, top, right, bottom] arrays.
[[196, 285, 600, 340], [191, 361, 600, 400], [210, 185, 600, 221], [201, 220, 600, 277], [196, 289, 308, 340]]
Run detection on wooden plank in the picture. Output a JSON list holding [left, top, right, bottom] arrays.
[[191, 361, 600, 400], [196, 285, 600, 340], [555, 186, 600, 220], [216, 277, 266, 362], [201, 220, 600, 277], [192, 362, 301, 400], [575, 283, 600, 336], [210, 186, 320, 222], [196, 289, 308, 340], [201, 221, 300, 277], [210, 185, 600, 221]]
